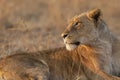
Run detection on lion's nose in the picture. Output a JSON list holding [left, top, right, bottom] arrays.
[[61, 33, 68, 39]]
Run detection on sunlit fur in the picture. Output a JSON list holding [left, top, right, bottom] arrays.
[[0, 47, 119, 80], [62, 8, 120, 77], [0, 9, 120, 80]]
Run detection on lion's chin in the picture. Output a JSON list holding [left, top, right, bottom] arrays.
[[65, 44, 78, 51]]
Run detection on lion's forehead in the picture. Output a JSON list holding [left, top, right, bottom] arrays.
[[68, 13, 90, 26]]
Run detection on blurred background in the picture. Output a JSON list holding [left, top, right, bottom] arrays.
[[0, 0, 120, 57]]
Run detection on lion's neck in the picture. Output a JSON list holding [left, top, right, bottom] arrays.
[[77, 38, 113, 74], [84, 19, 113, 53]]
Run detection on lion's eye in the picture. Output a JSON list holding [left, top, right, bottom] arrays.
[[74, 22, 81, 30], [74, 22, 79, 26]]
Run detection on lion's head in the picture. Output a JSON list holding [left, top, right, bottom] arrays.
[[61, 9, 103, 51]]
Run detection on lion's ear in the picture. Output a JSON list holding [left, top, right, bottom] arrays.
[[87, 9, 101, 22]]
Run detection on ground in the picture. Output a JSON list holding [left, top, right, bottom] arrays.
[[0, 0, 120, 58]]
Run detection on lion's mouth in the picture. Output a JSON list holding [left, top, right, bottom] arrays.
[[67, 42, 80, 46], [73, 42, 80, 45]]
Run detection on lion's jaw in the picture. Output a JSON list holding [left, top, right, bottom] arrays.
[[66, 44, 77, 51], [63, 39, 80, 51]]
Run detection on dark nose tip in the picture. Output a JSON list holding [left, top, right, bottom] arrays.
[[61, 33, 68, 39]]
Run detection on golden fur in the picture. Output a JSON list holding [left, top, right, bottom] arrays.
[[0, 9, 120, 80], [61, 9, 120, 77], [0, 47, 119, 80]]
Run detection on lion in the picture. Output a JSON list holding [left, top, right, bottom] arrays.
[[0, 9, 119, 80], [61, 9, 120, 77], [0, 48, 119, 80]]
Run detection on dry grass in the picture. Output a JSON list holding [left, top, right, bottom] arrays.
[[0, 0, 120, 57]]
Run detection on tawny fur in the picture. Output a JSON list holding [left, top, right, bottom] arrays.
[[62, 9, 120, 78], [0, 9, 120, 80], [0, 47, 119, 80]]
